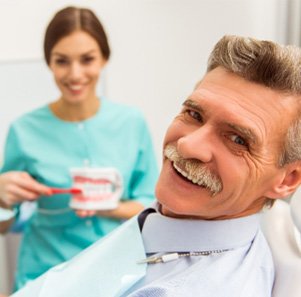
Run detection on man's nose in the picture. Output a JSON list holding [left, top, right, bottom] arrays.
[[177, 126, 214, 163]]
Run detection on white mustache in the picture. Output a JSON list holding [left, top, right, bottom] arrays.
[[164, 144, 223, 196]]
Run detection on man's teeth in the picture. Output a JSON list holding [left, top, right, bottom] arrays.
[[173, 163, 187, 177], [173, 163, 204, 186]]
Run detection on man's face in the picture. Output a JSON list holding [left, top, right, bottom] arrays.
[[156, 67, 298, 219]]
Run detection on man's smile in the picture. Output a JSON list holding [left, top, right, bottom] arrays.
[[173, 161, 207, 187]]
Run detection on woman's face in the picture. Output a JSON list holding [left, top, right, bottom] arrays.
[[49, 30, 106, 104]]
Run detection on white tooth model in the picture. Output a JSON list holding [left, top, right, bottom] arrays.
[[69, 167, 123, 210]]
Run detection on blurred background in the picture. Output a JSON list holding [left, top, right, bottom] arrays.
[[0, 0, 300, 294]]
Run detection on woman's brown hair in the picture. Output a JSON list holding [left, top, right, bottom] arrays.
[[44, 6, 110, 64]]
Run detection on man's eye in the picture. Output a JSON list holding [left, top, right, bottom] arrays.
[[229, 134, 247, 146], [187, 110, 202, 122]]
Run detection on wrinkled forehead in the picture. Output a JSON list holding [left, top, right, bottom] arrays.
[[195, 68, 301, 120], [192, 68, 301, 143]]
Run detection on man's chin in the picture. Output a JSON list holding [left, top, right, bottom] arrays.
[[159, 202, 187, 218], [158, 202, 207, 219]]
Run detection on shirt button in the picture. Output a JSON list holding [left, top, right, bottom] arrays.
[[83, 159, 90, 167], [78, 123, 84, 130], [85, 220, 92, 227]]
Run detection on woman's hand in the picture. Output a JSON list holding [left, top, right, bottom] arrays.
[[0, 171, 51, 207], [75, 200, 144, 220]]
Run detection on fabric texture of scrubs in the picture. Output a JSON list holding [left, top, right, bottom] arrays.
[[1, 97, 158, 290]]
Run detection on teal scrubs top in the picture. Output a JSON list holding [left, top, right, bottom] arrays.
[[1, 98, 158, 290]]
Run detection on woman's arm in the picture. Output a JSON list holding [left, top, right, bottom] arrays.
[[0, 198, 14, 234], [0, 217, 14, 234], [76, 200, 145, 219]]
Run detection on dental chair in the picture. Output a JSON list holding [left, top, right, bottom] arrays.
[[261, 190, 301, 297]]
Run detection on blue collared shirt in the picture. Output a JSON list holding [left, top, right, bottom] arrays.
[[126, 205, 274, 296]]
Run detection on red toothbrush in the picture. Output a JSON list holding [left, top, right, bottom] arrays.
[[50, 188, 82, 195]]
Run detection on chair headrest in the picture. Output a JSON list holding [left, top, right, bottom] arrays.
[[291, 189, 301, 233], [290, 189, 301, 251]]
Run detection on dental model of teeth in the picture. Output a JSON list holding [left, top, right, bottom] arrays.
[[69, 169, 123, 210]]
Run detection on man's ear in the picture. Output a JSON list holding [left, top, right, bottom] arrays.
[[264, 162, 301, 199]]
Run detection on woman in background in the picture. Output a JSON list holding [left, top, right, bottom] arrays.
[[0, 6, 158, 291]]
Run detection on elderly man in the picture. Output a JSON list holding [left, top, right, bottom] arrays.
[[12, 35, 301, 297]]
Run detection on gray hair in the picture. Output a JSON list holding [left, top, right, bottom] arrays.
[[207, 35, 301, 167]]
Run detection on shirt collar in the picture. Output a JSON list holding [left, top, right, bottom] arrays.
[[140, 202, 261, 253]]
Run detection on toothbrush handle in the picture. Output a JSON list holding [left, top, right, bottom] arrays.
[[50, 188, 82, 195]]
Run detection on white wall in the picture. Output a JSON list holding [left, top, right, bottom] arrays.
[[0, 0, 289, 161], [0, 0, 291, 294]]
